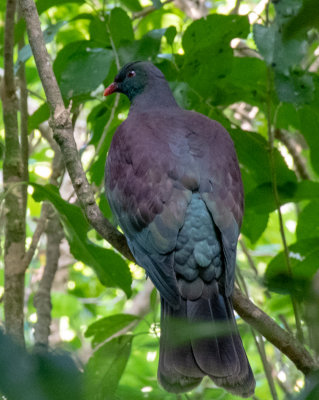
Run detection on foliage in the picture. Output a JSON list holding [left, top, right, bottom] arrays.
[[1, 0, 319, 399]]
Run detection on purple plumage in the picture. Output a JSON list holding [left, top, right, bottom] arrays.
[[104, 61, 255, 397]]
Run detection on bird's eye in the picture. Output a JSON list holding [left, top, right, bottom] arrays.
[[127, 70, 136, 78]]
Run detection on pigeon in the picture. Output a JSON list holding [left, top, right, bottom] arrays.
[[104, 61, 255, 397]]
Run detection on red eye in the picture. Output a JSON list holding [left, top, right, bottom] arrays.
[[127, 70, 136, 78]]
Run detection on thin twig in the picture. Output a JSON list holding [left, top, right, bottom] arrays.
[[18, 6, 29, 217], [132, 0, 173, 20], [20, 0, 131, 259], [33, 207, 63, 352], [239, 239, 258, 276], [22, 205, 48, 270]]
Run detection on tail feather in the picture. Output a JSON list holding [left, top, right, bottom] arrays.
[[158, 293, 255, 398], [158, 299, 203, 393]]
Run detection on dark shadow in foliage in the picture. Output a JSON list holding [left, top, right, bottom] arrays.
[[0, 331, 84, 400]]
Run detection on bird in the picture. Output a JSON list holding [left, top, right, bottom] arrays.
[[104, 61, 255, 397]]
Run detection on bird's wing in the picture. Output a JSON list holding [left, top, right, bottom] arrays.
[[105, 119, 193, 307]]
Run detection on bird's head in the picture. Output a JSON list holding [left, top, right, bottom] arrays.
[[104, 61, 167, 102]]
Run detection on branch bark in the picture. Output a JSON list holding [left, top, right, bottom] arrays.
[[233, 288, 317, 375], [33, 207, 63, 352], [2, 0, 26, 346], [19, 0, 131, 261], [20, 0, 318, 377]]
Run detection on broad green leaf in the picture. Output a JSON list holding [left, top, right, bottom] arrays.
[[253, 23, 307, 75], [182, 15, 250, 96], [85, 335, 132, 400], [242, 209, 269, 244], [28, 103, 50, 133], [265, 238, 319, 296], [246, 181, 319, 214], [296, 201, 319, 241], [299, 107, 319, 175], [54, 41, 113, 99], [119, 0, 142, 12], [15, 21, 68, 74], [165, 26, 177, 46], [36, 0, 85, 14], [275, 71, 314, 104], [183, 14, 249, 54], [31, 183, 132, 297], [215, 57, 267, 106], [118, 28, 166, 64], [229, 129, 296, 194], [284, 0, 319, 38], [85, 314, 139, 347], [89, 17, 110, 46], [275, 102, 300, 130], [109, 8, 134, 48]]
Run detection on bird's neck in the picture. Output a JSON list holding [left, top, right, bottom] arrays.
[[130, 80, 179, 112]]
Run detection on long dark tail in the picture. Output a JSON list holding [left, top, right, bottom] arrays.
[[158, 293, 255, 397]]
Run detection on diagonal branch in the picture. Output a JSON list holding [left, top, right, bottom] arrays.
[[19, 0, 131, 260], [233, 288, 317, 375]]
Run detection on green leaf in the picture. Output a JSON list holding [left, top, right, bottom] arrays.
[[265, 238, 319, 296], [242, 209, 269, 244], [182, 15, 250, 97], [28, 103, 50, 133], [15, 21, 68, 74], [183, 14, 249, 54], [275, 71, 314, 104], [246, 181, 319, 214], [109, 8, 134, 47], [229, 129, 296, 193], [299, 107, 319, 175], [85, 314, 139, 347], [253, 23, 307, 75], [89, 17, 110, 46], [36, 0, 85, 14], [296, 201, 319, 241], [31, 183, 132, 297], [85, 335, 132, 400], [284, 0, 319, 38], [119, 0, 142, 12], [54, 41, 113, 99], [165, 26, 177, 47], [118, 29, 166, 65]]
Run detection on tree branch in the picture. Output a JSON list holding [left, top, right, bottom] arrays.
[[233, 288, 317, 375], [22, 205, 48, 269], [33, 207, 63, 352], [19, 0, 132, 261], [2, 0, 26, 346]]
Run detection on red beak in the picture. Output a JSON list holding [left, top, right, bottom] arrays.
[[104, 82, 118, 96]]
